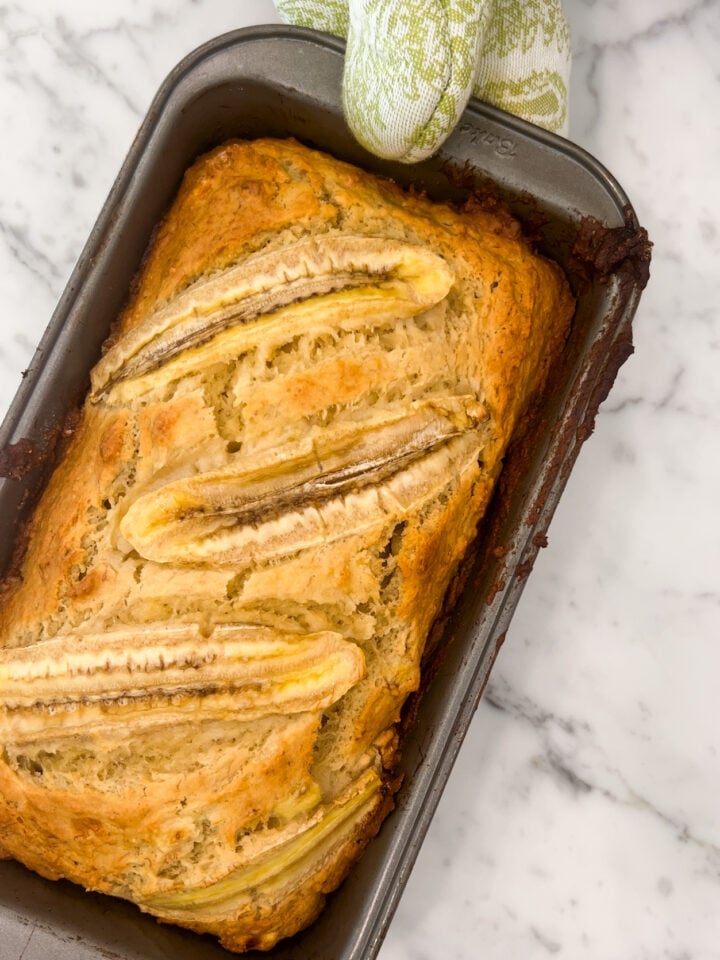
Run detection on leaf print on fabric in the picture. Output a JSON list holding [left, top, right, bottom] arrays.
[[342, 0, 486, 162], [481, 0, 570, 59], [473, 1, 571, 135], [276, 0, 350, 36], [479, 69, 568, 132], [275, 0, 572, 156]]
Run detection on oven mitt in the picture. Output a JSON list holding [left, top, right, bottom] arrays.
[[275, 0, 571, 163]]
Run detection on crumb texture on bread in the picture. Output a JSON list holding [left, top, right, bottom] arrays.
[[0, 138, 573, 952]]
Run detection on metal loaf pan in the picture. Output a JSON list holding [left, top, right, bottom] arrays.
[[0, 25, 650, 960]]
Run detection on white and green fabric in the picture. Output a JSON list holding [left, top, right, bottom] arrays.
[[275, 0, 571, 163]]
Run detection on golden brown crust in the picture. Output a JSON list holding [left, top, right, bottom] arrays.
[[0, 138, 574, 951]]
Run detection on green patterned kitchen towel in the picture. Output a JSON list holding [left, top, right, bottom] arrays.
[[275, 0, 570, 162]]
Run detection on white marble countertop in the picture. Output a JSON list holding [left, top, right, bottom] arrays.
[[1, 2, 718, 958]]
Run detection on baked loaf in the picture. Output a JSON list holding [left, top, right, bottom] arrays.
[[0, 138, 573, 951]]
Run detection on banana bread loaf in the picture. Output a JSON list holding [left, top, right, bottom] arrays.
[[0, 138, 574, 952]]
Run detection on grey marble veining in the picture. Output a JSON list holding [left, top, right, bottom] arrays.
[[1, 2, 719, 958]]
